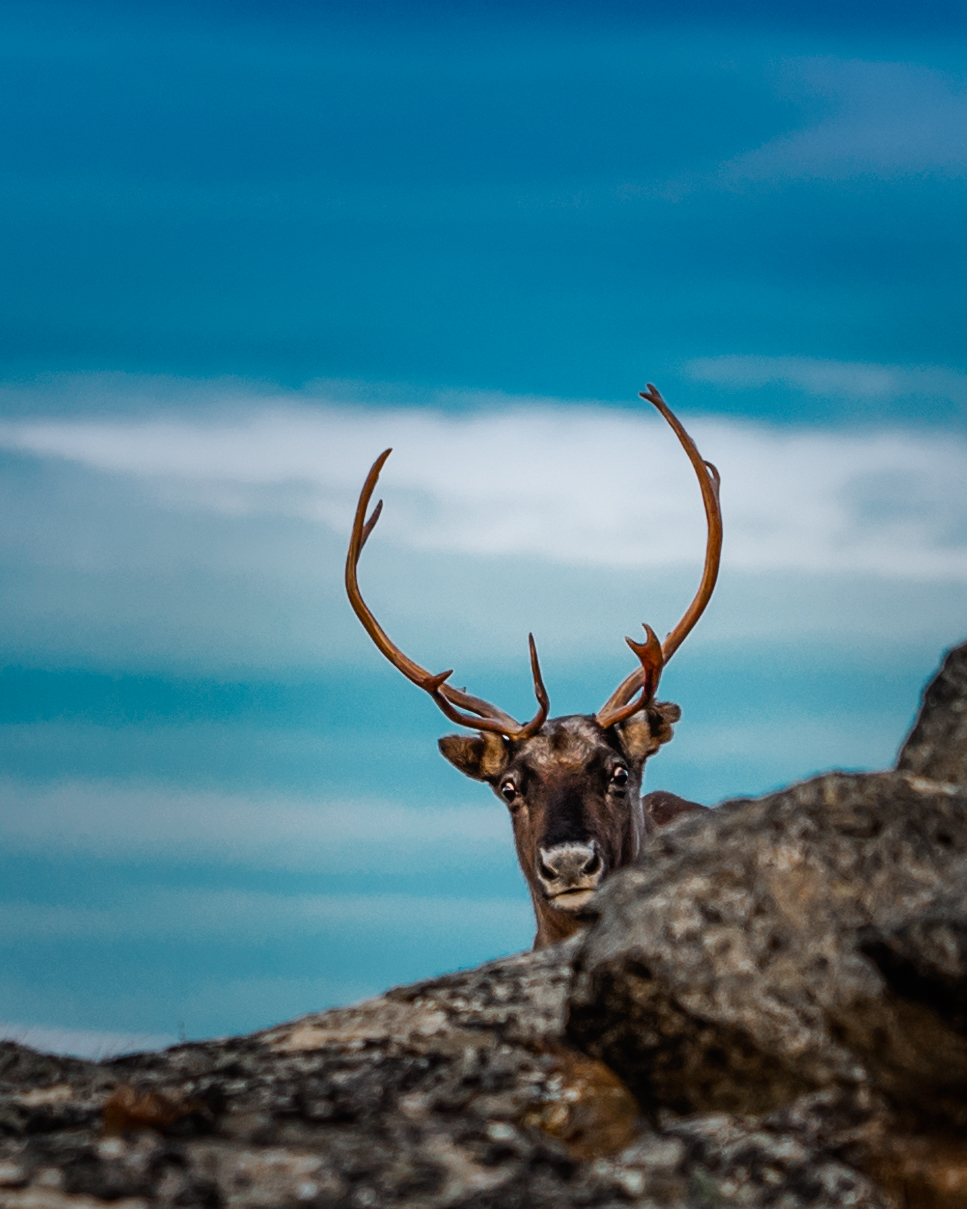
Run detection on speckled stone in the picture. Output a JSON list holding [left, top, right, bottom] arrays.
[[567, 771, 967, 1118], [898, 639, 967, 787]]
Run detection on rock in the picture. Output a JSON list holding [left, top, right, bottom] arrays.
[[567, 772, 967, 1117], [897, 639, 967, 787]]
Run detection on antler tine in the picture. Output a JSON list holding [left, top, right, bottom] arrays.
[[596, 386, 723, 726], [596, 625, 663, 730], [435, 632, 548, 737], [359, 498, 383, 551], [643, 384, 722, 664], [345, 451, 549, 739], [524, 633, 552, 737]]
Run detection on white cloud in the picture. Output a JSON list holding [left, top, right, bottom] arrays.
[[685, 354, 967, 407], [1, 380, 966, 580], [724, 58, 967, 183], [0, 971, 448, 1052], [0, 1020, 176, 1059], [0, 973, 414, 1053], [0, 776, 509, 869], [0, 889, 530, 945]]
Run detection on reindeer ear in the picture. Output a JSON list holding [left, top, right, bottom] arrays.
[[615, 700, 681, 761], [438, 732, 509, 782], [614, 715, 654, 761], [649, 700, 681, 746]]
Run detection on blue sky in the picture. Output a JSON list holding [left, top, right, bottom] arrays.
[[0, 0, 965, 1055]]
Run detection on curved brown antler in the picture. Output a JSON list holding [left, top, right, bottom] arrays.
[[345, 449, 550, 739], [596, 385, 722, 729]]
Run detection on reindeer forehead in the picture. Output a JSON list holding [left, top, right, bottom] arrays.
[[517, 716, 614, 772]]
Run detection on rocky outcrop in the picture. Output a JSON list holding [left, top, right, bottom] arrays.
[[0, 945, 706, 1209], [2, 639, 967, 1209], [568, 771, 967, 1205], [569, 772, 967, 1112], [897, 640, 967, 788]]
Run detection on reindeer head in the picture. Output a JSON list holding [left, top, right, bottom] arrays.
[[436, 707, 682, 945], [345, 385, 722, 948]]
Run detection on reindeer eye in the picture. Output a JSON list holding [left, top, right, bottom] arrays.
[[611, 765, 629, 787], [500, 780, 517, 803]]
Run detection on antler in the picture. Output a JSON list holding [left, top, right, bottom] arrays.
[[596, 385, 722, 729], [345, 449, 550, 739]]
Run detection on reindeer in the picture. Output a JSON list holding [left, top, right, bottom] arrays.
[[345, 385, 722, 948]]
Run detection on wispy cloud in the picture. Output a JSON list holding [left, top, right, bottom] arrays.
[[685, 355, 967, 406], [0, 776, 507, 869], [0, 1020, 176, 1059], [0, 973, 399, 1052], [723, 58, 967, 184], [1, 378, 966, 579], [0, 889, 530, 945]]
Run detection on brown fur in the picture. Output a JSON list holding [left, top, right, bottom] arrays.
[[439, 702, 694, 948], [642, 790, 708, 828]]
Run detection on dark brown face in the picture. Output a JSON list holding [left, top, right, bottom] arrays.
[[439, 705, 679, 946]]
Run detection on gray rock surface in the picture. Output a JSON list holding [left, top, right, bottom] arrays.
[[3, 638, 967, 1209], [897, 640, 967, 787], [567, 771, 967, 1116]]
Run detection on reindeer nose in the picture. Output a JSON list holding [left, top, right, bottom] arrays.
[[537, 842, 603, 888]]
